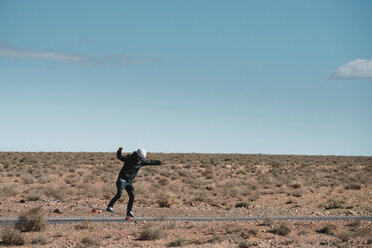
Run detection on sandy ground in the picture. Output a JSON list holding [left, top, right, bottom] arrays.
[[1, 184, 371, 218], [1, 190, 371, 247], [1, 218, 371, 247], [0, 152, 371, 247]]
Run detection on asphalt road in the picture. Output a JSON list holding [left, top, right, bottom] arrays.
[[1, 215, 371, 226]]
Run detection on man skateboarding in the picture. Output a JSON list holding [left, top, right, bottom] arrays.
[[107, 147, 167, 218]]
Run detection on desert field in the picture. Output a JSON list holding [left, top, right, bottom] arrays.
[[0, 152, 371, 247]]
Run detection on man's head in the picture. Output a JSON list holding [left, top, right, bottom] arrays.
[[136, 148, 146, 161]]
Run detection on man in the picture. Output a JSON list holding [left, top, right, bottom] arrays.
[[107, 147, 166, 218]]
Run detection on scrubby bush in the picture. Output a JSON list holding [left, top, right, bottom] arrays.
[[75, 221, 91, 230], [101, 184, 115, 199], [345, 183, 361, 190], [235, 202, 249, 208], [224, 224, 243, 234], [44, 185, 68, 201], [202, 168, 214, 179], [21, 174, 35, 184], [139, 226, 165, 240], [32, 234, 50, 244], [27, 190, 42, 201], [64, 174, 80, 186], [248, 193, 259, 202], [1, 228, 25, 246], [261, 218, 274, 226], [347, 218, 361, 227], [167, 237, 186, 247], [248, 227, 258, 236], [158, 192, 177, 208], [324, 199, 345, 209], [239, 241, 251, 248], [210, 234, 224, 243], [367, 237, 372, 244], [79, 236, 100, 247], [290, 182, 301, 189], [16, 207, 47, 232], [158, 178, 170, 186], [0, 184, 18, 198], [317, 225, 333, 235], [338, 232, 351, 242], [270, 224, 291, 236], [291, 189, 303, 198]]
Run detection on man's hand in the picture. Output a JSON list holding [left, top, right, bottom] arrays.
[[162, 161, 168, 165], [118, 147, 123, 151]]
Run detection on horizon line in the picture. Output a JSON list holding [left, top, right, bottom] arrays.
[[0, 150, 371, 157]]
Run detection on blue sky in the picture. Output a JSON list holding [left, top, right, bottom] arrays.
[[1, 0, 371, 155]]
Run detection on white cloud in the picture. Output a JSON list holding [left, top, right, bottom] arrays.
[[329, 57, 372, 80], [0, 43, 156, 66]]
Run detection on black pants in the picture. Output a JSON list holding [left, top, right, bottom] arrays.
[[108, 179, 135, 214]]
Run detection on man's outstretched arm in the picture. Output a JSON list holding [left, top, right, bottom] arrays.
[[142, 160, 168, 166], [117, 147, 130, 162]]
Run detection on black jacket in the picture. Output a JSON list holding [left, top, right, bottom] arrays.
[[117, 149, 161, 182]]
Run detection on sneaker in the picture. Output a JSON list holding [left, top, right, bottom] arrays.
[[126, 211, 135, 217], [107, 206, 114, 212]]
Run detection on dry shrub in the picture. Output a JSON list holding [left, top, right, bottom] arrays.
[[75, 221, 91, 230], [286, 197, 297, 204], [32, 234, 50, 244], [248, 227, 258, 235], [292, 189, 303, 197], [221, 182, 241, 197], [53, 231, 63, 238], [45, 185, 69, 201], [0, 184, 17, 198], [261, 218, 274, 226], [202, 168, 214, 179], [158, 178, 170, 186], [347, 218, 361, 227], [100, 173, 112, 183], [101, 184, 115, 199], [324, 198, 345, 209], [37, 174, 52, 184], [224, 224, 243, 234], [139, 226, 165, 240], [158, 192, 177, 208], [205, 183, 215, 191], [1, 228, 25, 246], [79, 236, 100, 247], [16, 207, 47, 232], [345, 183, 361, 190], [27, 190, 42, 201], [290, 182, 302, 189], [167, 237, 186, 247], [209, 234, 224, 244], [338, 232, 352, 242], [248, 193, 259, 202], [368, 238, 372, 245], [270, 224, 291, 236], [21, 174, 35, 184], [317, 225, 333, 235], [81, 185, 101, 198], [104, 233, 112, 239], [77, 170, 85, 176], [64, 174, 80, 186], [239, 241, 251, 248], [235, 202, 249, 208]]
